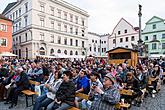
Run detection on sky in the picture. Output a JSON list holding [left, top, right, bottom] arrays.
[[1, 0, 165, 34]]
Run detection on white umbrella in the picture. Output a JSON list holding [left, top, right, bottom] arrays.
[[0, 52, 17, 57]]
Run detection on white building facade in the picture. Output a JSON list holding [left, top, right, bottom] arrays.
[[3, 0, 89, 59], [87, 32, 109, 57], [109, 18, 139, 50]]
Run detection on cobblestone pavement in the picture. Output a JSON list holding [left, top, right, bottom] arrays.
[[131, 85, 165, 110], [0, 85, 165, 110]]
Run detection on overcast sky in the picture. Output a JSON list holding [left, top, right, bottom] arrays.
[[1, 0, 165, 34]]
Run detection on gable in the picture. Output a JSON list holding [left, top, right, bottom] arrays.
[[111, 18, 136, 35], [146, 16, 164, 24]]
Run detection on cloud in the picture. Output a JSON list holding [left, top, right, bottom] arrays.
[[1, 0, 165, 34]]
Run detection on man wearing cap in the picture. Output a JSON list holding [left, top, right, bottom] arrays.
[[8, 67, 29, 109], [90, 73, 120, 110]]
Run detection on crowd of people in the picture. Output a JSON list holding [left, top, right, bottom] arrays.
[[0, 57, 165, 110]]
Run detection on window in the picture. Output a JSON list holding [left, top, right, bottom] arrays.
[[19, 36, 21, 43], [0, 24, 7, 31], [50, 7, 54, 16], [0, 38, 7, 46], [104, 41, 106, 43], [102, 41, 103, 44], [64, 50, 67, 55], [82, 41, 84, 48], [57, 9, 61, 18], [131, 36, 135, 41], [70, 39, 73, 46], [92, 40, 94, 43], [19, 8, 21, 17], [50, 49, 54, 55], [70, 27, 73, 34], [19, 49, 21, 59], [75, 16, 78, 24], [113, 39, 116, 44], [26, 48, 28, 58], [40, 47, 45, 55], [75, 28, 78, 35], [95, 40, 97, 43], [40, 18, 44, 27], [10, 15, 12, 20], [153, 24, 156, 29], [51, 21, 54, 29], [152, 43, 157, 50], [75, 51, 78, 55], [118, 31, 120, 35], [98, 48, 100, 52], [16, 37, 18, 44], [70, 51, 73, 55], [104, 48, 106, 52], [64, 12, 67, 20], [58, 36, 61, 44], [82, 51, 85, 55], [64, 25, 67, 32], [58, 23, 61, 31], [120, 38, 123, 43], [82, 30, 84, 36], [40, 33, 44, 41], [16, 24, 18, 31], [70, 14, 73, 22], [76, 40, 78, 46], [94, 47, 96, 52], [102, 48, 104, 52], [124, 29, 127, 33], [153, 35, 157, 40], [90, 47, 91, 51], [19, 22, 21, 29], [25, 33, 28, 41], [125, 37, 128, 42], [145, 44, 148, 50], [125, 45, 128, 48], [50, 35, 54, 43], [13, 13, 15, 20], [57, 49, 61, 53], [16, 10, 18, 18], [64, 38, 67, 45], [25, 2, 28, 12], [162, 34, 165, 39], [82, 19, 85, 26], [145, 36, 148, 41], [24, 16, 28, 27], [110, 52, 131, 59], [40, 4, 45, 12], [162, 43, 165, 49]]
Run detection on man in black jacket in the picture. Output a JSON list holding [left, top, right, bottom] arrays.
[[8, 67, 29, 109]]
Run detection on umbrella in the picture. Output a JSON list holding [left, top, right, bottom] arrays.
[[0, 52, 17, 57]]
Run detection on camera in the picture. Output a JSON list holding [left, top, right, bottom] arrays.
[[92, 82, 98, 87]]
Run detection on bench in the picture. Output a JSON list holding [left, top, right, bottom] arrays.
[[69, 92, 130, 110], [21, 80, 40, 107], [120, 89, 134, 96]]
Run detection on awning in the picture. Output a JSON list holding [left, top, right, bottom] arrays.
[[0, 52, 17, 57], [36, 55, 56, 58], [55, 54, 85, 59], [149, 54, 165, 58]]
